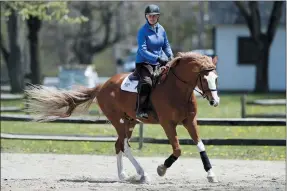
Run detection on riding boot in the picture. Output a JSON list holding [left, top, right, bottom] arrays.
[[136, 84, 150, 119]]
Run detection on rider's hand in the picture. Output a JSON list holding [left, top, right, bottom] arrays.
[[157, 57, 168, 66]]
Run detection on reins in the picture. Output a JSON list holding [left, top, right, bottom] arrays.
[[166, 62, 217, 99]]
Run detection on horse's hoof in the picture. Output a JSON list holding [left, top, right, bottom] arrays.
[[207, 176, 218, 183], [157, 164, 167, 177], [140, 174, 150, 184], [207, 169, 218, 183], [118, 172, 128, 181]]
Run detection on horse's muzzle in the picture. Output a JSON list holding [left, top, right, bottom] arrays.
[[209, 100, 219, 107]]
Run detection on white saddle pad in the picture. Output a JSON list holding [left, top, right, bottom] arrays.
[[120, 74, 139, 93]]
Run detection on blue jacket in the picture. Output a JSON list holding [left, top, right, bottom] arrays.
[[135, 22, 173, 65]]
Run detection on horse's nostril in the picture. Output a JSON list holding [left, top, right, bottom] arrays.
[[209, 100, 215, 105]]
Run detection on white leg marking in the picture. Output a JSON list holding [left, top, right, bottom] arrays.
[[207, 169, 218, 183], [197, 141, 205, 152], [117, 151, 127, 180], [197, 141, 218, 182], [124, 138, 144, 176], [123, 138, 150, 183]]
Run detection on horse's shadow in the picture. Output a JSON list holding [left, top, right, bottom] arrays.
[[59, 178, 118, 184], [59, 176, 147, 185]]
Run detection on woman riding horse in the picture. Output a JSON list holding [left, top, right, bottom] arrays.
[[135, 4, 174, 119], [24, 5, 220, 184]]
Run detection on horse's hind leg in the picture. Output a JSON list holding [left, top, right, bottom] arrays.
[[113, 117, 133, 181], [116, 147, 126, 180], [182, 115, 218, 183], [107, 113, 149, 182]]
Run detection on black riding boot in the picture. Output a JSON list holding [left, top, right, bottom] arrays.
[[136, 84, 150, 119]]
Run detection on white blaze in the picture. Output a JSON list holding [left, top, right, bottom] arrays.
[[204, 72, 220, 103]]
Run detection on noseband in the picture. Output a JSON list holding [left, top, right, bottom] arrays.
[[194, 71, 217, 99]]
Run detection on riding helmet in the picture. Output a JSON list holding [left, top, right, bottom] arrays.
[[145, 4, 160, 15]]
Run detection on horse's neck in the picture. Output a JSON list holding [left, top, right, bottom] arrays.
[[160, 69, 197, 102]]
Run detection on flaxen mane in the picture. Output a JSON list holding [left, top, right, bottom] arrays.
[[168, 51, 216, 72]]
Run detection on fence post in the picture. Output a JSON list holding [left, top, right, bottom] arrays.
[[24, 91, 29, 115], [241, 94, 246, 118], [138, 123, 144, 150]]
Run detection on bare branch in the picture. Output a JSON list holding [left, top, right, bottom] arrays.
[[248, 2, 261, 42], [91, 11, 112, 53], [267, 1, 284, 45], [90, 2, 125, 53], [234, 2, 253, 33]]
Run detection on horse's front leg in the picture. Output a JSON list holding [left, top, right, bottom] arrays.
[[182, 115, 218, 183], [157, 122, 181, 177]]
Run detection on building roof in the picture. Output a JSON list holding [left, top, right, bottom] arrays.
[[208, 2, 286, 26]]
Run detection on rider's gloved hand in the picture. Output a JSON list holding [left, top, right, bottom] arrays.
[[157, 57, 168, 66]]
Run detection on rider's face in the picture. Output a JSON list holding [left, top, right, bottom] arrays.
[[146, 14, 159, 25]]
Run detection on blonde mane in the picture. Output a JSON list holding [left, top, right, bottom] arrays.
[[169, 51, 215, 72]]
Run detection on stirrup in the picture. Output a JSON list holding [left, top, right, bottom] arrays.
[[136, 111, 148, 119]]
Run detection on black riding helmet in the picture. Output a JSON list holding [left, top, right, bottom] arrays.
[[145, 4, 160, 15], [145, 4, 160, 25]]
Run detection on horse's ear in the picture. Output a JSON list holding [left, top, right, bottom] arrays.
[[212, 56, 218, 65]]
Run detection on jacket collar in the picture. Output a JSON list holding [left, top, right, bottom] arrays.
[[145, 21, 159, 31]]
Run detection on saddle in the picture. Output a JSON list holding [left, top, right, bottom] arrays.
[[127, 64, 171, 119], [128, 64, 170, 87]]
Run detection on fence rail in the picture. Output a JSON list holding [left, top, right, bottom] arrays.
[[1, 133, 285, 146], [241, 95, 286, 118], [1, 114, 286, 126], [1, 107, 23, 112], [1, 114, 285, 148]]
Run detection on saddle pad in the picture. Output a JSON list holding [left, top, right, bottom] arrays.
[[120, 74, 139, 93]]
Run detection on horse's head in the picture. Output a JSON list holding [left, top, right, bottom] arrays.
[[168, 52, 220, 107], [195, 57, 219, 107]]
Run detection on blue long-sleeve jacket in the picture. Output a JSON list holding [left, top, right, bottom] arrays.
[[135, 22, 173, 65]]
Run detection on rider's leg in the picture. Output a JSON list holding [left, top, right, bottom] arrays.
[[136, 83, 151, 118], [135, 64, 154, 119]]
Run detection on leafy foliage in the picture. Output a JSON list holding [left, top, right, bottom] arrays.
[[1, 1, 88, 23]]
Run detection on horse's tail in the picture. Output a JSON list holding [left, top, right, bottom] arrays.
[[24, 84, 103, 122]]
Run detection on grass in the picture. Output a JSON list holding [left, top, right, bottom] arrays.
[[0, 93, 286, 160], [0, 121, 285, 139], [0, 93, 285, 118], [0, 121, 285, 160], [1, 140, 285, 161]]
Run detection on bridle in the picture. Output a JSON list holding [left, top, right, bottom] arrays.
[[169, 66, 217, 99]]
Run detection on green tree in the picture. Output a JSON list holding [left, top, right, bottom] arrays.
[[0, 2, 87, 93]]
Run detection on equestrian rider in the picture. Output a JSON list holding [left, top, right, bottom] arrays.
[[135, 4, 174, 119]]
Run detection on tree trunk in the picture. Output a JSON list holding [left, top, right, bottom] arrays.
[[197, 1, 205, 49], [27, 16, 42, 84], [79, 51, 93, 65], [7, 10, 24, 93], [255, 35, 270, 92]]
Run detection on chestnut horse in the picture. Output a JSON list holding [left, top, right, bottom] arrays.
[[25, 52, 219, 183]]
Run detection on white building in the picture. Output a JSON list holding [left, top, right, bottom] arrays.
[[209, 2, 286, 92]]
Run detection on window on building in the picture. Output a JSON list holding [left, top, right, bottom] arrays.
[[237, 37, 260, 65]]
